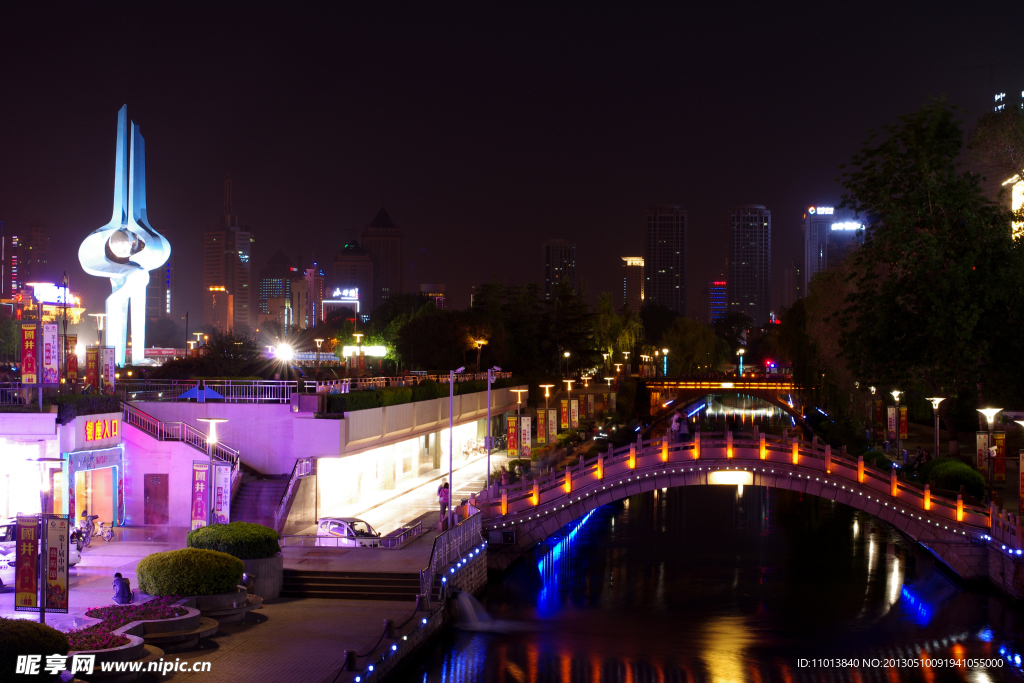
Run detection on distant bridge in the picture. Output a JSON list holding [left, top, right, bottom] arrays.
[[646, 378, 802, 418], [479, 431, 1024, 595]]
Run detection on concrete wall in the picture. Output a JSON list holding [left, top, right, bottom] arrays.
[[122, 424, 200, 528], [283, 476, 317, 535]]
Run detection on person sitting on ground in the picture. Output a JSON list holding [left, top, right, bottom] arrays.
[[112, 572, 134, 604]]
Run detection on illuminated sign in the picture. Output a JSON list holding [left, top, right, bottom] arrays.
[[85, 419, 119, 441], [341, 345, 387, 357], [331, 288, 359, 299], [831, 222, 863, 231], [25, 283, 81, 306], [807, 206, 834, 215]]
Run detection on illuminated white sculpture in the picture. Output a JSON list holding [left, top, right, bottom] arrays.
[[79, 106, 170, 366]]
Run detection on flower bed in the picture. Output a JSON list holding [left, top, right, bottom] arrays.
[[67, 596, 186, 652]]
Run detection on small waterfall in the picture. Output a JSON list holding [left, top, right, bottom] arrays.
[[454, 591, 492, 630]]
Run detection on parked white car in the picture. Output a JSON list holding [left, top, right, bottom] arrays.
[[0, 518, 81, 590], [315, 517, 382, 547]]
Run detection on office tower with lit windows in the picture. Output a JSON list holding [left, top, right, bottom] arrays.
[[542, 239, 576, 299], [802, 205, 863, 293], [782, 261, 802, 310], [333, 242, 374, 313], [644, 206, 686, 315], [361, 207, 403, 310], [2, 222, 49, 296], [203, 177, 253, 330], [146, 253, 174, 320], [621, 256, 644, 311], [727, 204, 771, 325]]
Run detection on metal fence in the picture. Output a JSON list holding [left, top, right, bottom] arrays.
[[121, 402, 240, 469], [420, 512, 483, 598], [278, 521, 424, 549]]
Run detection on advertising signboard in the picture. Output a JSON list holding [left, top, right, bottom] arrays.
[[560, 400, 569, 429], [102, 347, 115, 390], [887, 406, 897, 441], [898, 406, 908, 440], [14, 517, 39, 610], [191, 461, 210, 530], [21, 324, 38, 385], [85, 347, 99, 387], [548, 410, 557, 442], [587, 394, 595, 419], [43, 516, 69, 613], [994, 432, 1006, 483], [570, 400, 579, 428], [213, 463, 231, 525], [536, 411, 546, 444], [977, 432, 990, 474], [520, 417, 531, 460], [42, 324, 58, 386], [610, 393, 617, 412], [65, 335, 78, 380], [507, 417, 518, 458]]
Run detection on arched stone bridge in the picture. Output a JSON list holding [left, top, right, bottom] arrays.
[[479, 431, 1024, 596], [646, 378, 803, 419]]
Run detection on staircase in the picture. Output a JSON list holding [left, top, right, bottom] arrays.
[[230, 476, 289, 527], [280, 570, 423, 601]]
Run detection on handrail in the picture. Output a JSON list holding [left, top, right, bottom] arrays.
[[273, 458, 314, 533], [121, 401, 240, 474], [420, 513, 483, 600], [278, 521, 423, 549]]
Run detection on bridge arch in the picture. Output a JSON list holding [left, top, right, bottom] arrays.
[[648, 379, 803, 421], [481, 432, 992, 580]]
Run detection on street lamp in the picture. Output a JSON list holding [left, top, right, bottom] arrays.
[[510, 389, 528, 417], [891, 390, 902, 459], [485, 365, 501, 490], [737, 348, 745, 376], [614, 363, 623, 374], [88, 313, 106, 346], [926, 397, 945, 459], [314, 338, 324, 377], [197, 418, 228, 527], [448, 366, 465, 529], [474, 339, 488, 372], [564, 351, 571, 378], [539, 384, 555, 415], [662, 348, 669, 378], [978, 407, 1002, 499]]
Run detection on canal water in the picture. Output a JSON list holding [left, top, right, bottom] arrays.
[[410, 485, 1024, 682]]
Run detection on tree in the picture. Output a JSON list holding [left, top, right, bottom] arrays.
[[660, 317, 727, 374], [639, 303, 676, 347], [837, 100, 1016, 455], [969, 108, 1024, 188], [713, 311, 753, 354], [394, 309, 471, 372]]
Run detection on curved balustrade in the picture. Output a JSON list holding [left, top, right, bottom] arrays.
[[480, 431, 991, 535]]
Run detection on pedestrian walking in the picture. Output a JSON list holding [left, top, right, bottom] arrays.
[[438, 481, 450, 527]]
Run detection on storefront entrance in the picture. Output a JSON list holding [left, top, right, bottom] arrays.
[[75, 468, 114, 526]]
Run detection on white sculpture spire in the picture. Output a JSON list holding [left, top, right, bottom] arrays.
[[79, 106, 171, 366]]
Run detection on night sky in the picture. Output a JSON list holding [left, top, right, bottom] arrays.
[[2, 2, 1022, 329]]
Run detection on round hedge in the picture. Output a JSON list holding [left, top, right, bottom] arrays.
[[137, 548, 244, 597], [187, 522, 280, 559], [0, 618, 69, 681], [929, 460, 986, 499]]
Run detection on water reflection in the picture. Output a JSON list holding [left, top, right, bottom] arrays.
[[412, 486, 1021, 682]]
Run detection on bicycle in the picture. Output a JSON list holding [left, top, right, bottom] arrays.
[[99, 522, 115, 543]]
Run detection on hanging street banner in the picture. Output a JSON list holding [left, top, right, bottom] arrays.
[[587, 394, 595, 419], [43, 516, 69, 613], [42, 324, 59, 386], [898, 406, 908, 440], [191, 461, 210, 531], [20, 324, 38, 385], [64, 335, 78, 380], [85, 347, 100, 387], [994, 432, 1006, 483], [610, 393, 617, 412], [886, 406, 897, 442], [213, 463, 232, 525], [520, 417, 531, 460], [536, 411, 546, 444], [977, 432, 990, 474], [102, 347, 116, 390], [14, 517, 39, 610], [1019, 450, 1024, 517], [548, 409, 557, 442], [560, 400, 569, 429], [507, 416, 518, 458], [875, 400, 884, 427], [570, 399, 579, 428]]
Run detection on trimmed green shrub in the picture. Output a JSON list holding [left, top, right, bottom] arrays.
[[50, 393, 122, 425], [928, 460, 985, 499], [137, 548, 244, 596], [378, 386, 413, 407], [0, 618, 69, 680], [918, 456, 956, 483], [412, 379, 443, 402], [325, 391, 381, 413], [187, 522, 281, 559], [867, 452, 893, 471]]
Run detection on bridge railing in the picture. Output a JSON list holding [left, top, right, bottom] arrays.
[[482, 430, 992, 530]]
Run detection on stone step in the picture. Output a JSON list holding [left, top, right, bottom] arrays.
[[143, 617, 220, 653]]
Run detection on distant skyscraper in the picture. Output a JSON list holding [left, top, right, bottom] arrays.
[[203, 177, 253, 330], [420, 283, 446, 309], [333, 242, 374, 313], [782, 261, 802, 311], [644, 206, 686, 315], [146, 253, 174, 320], [802, 204, 862, 293], [621, 257, 644, 311], [361, 207, 403, 310], [2, 222, 49, 296], [727, 205, 771, 325], [542, 239, 576, 299], [708, 279, 727, 326], [258, 249, 295, 317]]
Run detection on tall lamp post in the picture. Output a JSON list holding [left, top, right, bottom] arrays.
[[485, 366, 501, 489], [448, 366, 465, 529], [737, 348, 745, 376], [926, 397, 945, 459], [539, 384, 555, 417], [564, 351, 571, 378], [978, 407, 1002, 501], [314, 338, 324, 377], [562, 379, 574, 429], [662, 348, 669, 378], [891, 390, 902, 459], [197, 417, 228, 526], [89, 313, 106, 346], [182, 312, 189, 350], [474, 339, 488, 372]]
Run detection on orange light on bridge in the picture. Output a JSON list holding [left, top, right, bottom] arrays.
[[662, 435, 669, 462], [759, 434, 766, 460], [597, 455, 604, 479], [858, 456, 865, 483], [791, 441, 799, 465], [564, 472, 572, 494], [694, 434, 700, 459], [890, 468, 898, 497], [532, 482, 539, 506], [923, 485, 931, 511], [726, 431, 734, 458], [501, 492, 508, 516], [629, 444, 636, 469], [957, 493, 964, 523]]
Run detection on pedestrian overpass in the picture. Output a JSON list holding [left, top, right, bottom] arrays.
[[478, 431, 1024, 596], [646, 378, 802, 419]]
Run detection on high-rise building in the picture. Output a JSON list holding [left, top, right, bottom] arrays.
[[708, 280, 727, 326], [146, 253, 174, 320], [782, 261, 802, 311], [644, 206, 686, 315], [204, 286, 233, 332], [333, 242, 374, 313], [420, 283, 446, 309], [802, 205, 863, 293], [257, 250, 300, 329], [2, 222, 49, 296], [727, 205, 771, 325], [361, 207, 403, 310], [621, 257, 644, 311], [542, 239, 576, 299], [203, 177, 253, 330]]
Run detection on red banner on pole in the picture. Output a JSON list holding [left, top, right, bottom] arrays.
[[995, 432, 1006, 483], [15, 517, 39, 610], [560, 400, 569, 429], [85, 347, 99, 387], [65, 335, 78, 380], [898, 406, 908, 440], [21, 324, 38, 385], [536, 411, 546, 444], [507, 417, 518, 458], [520, 417, 531, 460]]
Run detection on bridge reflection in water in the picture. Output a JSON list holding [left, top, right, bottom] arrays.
[[414, 486, 1015, 683]]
